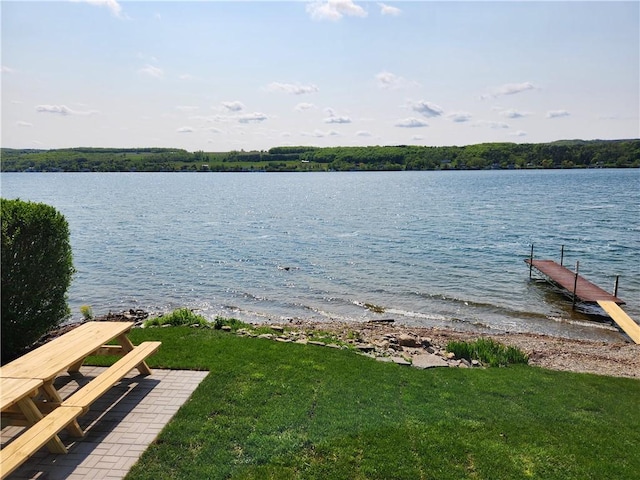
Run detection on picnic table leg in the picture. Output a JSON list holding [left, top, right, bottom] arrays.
[[68, 358, 86, 373], [117, 334, 153, 375], [41, 382, 85, 438], [16, 397, 69, 454]]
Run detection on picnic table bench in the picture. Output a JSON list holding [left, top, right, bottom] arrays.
[[0, 321, 160, 479]]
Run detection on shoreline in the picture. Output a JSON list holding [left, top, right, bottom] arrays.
[[57, 310, 640, 380], [274, 318, 640, 379]]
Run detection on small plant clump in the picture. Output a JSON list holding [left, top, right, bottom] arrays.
[[446, 338, 529, 367], [144, 308, 210, 328], [80, 305, 93, 320], [214, 317, 251, 331]]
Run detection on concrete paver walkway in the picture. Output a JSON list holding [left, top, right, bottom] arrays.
[[1, 367, 208, 480]]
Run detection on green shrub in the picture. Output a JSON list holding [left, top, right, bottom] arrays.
[[446, 337, 529, 367], [1, 198, 75, 363], [214, 317, 251, 331], [80, 305, 93, 320], [144, 308, 210, 328]]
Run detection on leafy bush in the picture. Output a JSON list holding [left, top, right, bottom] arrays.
[[144, 308, 210, 328], [446, 338, 529, 367], [1, 198, 75, 363]]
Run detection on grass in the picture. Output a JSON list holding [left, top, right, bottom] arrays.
[[87, 327, 640, 479], [447, 338, 530, 367]]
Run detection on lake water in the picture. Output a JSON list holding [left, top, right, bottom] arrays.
[[2, 169, 639, 342]]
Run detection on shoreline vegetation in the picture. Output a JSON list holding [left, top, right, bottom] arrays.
[[2, 138, 639, 172]]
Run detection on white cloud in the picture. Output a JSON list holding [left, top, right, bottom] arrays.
[[324, 108, 352, 124], [499, 109, 530, 119], [177, 126, 194, 133], [266, 82, 319, 95], [411, 135, 424, 141], [176, 106, 199, 112], [356, 130, 372, 137], [295, 102, 316, 112], [448, 112, 472, 123], [306, 1, 367, 21], [1, 65, 16, 74], [179, 74, 196, 81], [139, 64, 163, 78], [303, 129, 340, 138], [238, 112, 268, 123], [222, 101, 245, 112], [375, 71, 412, 90], [547, 110, 570, 118], [35, 104, 98, 116], [411, 100, 443, 118], [379, 3, 401, 16], [482, 82, 535, 99], [395, 117, 429, 128], [17, 121, 33, 127], [488, 121, 510, 129], [325, 116, 352, 124], [510, 130, 527, 137], [72, 0, 124, 18]]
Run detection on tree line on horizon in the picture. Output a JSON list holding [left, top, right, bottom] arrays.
[[1, 139, 638, 173]]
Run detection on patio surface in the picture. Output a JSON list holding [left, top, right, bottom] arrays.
[[1, 366, 208, 479]]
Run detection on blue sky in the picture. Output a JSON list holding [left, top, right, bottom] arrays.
[[2, 1, 638, 151]]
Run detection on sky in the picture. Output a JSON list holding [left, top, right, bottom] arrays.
[[1, 1, 638, 152]]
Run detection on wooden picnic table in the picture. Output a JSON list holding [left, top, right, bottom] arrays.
[[1, 321, 144, 385], [1, 321, 160, 478]]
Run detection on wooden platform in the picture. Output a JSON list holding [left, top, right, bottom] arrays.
[[525, 259, 624, 304], [597, 301, 640, 344]]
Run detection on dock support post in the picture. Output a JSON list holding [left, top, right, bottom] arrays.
[[614, 275, 620, 297], [560, 245, 564, 267], [529, 244, 534, 278], [572, 261, 579, 310]]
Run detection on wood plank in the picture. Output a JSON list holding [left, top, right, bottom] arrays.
[[0, 406, 83, 479], [0, 378, 42, 411], [597, 301, 640, 344], [62, 342, 161, 415], [0, 322, 134, 382], [526, 259, 624, 304]]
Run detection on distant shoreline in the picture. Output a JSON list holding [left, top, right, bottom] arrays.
[[2, 139, 639, 172]]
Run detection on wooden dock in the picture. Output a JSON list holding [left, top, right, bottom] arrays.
[[525, 246, 638, 344], [525, 259, 625, 305]]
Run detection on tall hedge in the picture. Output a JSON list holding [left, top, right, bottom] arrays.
[[1, 199, 75, 363]]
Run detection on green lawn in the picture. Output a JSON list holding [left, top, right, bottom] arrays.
[[92, 327, 639, 479]]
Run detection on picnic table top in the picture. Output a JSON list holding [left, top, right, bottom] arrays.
[[0, 322, 134, 383], [0, 377, 43, 412]]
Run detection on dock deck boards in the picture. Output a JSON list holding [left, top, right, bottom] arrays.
[[525, 259, 624, 305], [597, 301, 640, 344]]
